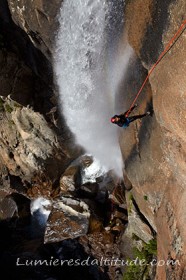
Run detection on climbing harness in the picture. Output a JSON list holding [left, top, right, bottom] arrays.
[[125, 19, 186, 117]]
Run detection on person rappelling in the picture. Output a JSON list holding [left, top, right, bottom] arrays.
[[110, 104, 151, 128], [110, 20, 186, 128]]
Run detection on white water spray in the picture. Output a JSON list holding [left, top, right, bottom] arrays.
[[54, 0, 133, 176]]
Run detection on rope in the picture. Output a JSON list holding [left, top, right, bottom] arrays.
[[125, 19, 186, 117], [110, 20, 186, 217]]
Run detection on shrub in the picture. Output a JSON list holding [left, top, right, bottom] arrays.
[[123, 238, 157, 280]]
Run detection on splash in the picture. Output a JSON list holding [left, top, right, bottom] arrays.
[[54, 0, 133, 176], [30, 197, 51, 226]]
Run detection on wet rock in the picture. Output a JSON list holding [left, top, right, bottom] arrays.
[[123, 169, 132, 191], [109, 206, 128, 237], [0, 50, 35, 106], [94, 173, 120, 204], [108, 183, 127, 209], [79, 231, 122, 279], [80, 154, 94, 168], [0, 196, 18, 219], [10, 193, 31, 219], [97, 170, 119, 193], [79, 182, 99, 198], [44, 197, 90, 243], [60, 164, 81, 194], [80, 155, 106, 185], [111, 224, 125, 235], [7, 0, 63, 59], [113, 209, 128, 221], [27, 174, 54, 199], [80, 198, 110, 233], [88, 216, 104, 233]]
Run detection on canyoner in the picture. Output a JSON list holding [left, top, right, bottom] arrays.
[[111, 104, 152, 128], [111, 19, 186, 128]]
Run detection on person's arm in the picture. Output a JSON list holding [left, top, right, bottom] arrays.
[[130, 104, 137, 113], [124, 104, 137, 117], [123, 110, 128, 116]]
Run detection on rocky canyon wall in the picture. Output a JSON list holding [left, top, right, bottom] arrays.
[[121, 0, 186, 279], [0, 0, 81, 197]]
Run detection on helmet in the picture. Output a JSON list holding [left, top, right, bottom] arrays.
[[111, 117, 115, 123]]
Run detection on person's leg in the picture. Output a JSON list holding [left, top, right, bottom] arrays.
[[129, 113, 148, 123]]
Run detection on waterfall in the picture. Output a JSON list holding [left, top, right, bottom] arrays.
[[54, 0, 133, 177]]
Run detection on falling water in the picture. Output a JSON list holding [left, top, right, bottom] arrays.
[[54, 0, 133, 176]]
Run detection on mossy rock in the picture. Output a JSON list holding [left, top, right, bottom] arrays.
[[123, 238, 157, 280]]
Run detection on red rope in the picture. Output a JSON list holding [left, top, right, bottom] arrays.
[[110, 20, 186, 218], [125, 20, 186, 117]]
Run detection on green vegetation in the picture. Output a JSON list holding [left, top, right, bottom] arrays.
[[144, 239, 157, 255], [123, 239, 157, 280], [144, 195, 148, 201], [128, 193, 133, 214], [4, 103, 13, 113], [0, 97, 22, 115]]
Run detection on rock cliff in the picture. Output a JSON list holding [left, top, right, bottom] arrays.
[[0, 0, 81, 196], [120, 0, 186, 279]]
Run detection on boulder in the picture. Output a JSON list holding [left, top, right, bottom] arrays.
[[60, 165, 81, 194], [0, 196, 18, 219], [0, 97, 68, 185], [79, 182, 99, 198], [44, 197, 90, 243]]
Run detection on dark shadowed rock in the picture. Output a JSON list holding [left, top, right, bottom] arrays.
[[0, 196, 18, 219], [7, 0, 63, 59], [79, 231, 123, 280], [79, 182, 99, 198]]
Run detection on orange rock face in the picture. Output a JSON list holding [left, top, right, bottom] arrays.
[[121, 0, 186, 279]]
